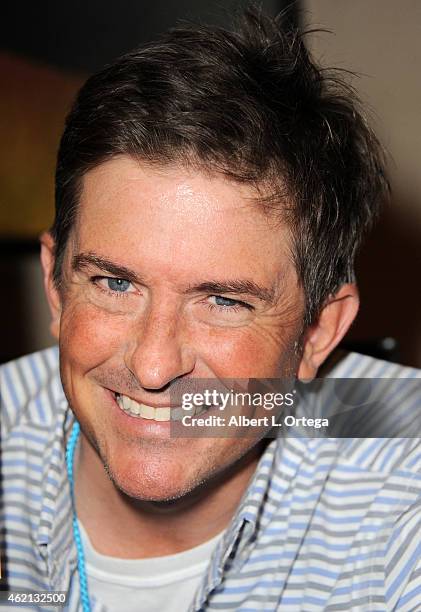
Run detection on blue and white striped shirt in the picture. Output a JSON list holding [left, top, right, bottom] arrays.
[[1, 347, 421, 611]]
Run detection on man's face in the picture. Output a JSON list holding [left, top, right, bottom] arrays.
[[53, 156, 305, 502]]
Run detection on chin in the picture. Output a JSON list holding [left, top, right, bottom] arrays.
[[103, 451, 206, 503]]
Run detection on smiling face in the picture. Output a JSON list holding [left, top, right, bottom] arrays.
[[43, 155, 308, 501]]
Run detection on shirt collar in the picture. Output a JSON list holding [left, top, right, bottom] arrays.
[[210, 437, 282, 572], [188, 437, 284, 610], [36, 390, 78, 588]]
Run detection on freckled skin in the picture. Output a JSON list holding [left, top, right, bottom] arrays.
[[55, 157, 305, 505]]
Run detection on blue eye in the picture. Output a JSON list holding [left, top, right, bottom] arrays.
[[92, 276, 137, 298], [106, 278, 131, 292], [205, 295, 254, 322], [214, 296, 238, 307]]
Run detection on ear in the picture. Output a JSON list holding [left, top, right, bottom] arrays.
[[40, 232, 62, 340], [298, 283, 359, 380]]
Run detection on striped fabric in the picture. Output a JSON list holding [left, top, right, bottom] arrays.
[[1, 347, 420, 611]]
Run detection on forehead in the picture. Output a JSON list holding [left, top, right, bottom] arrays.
[[75, 156, 295, 286]]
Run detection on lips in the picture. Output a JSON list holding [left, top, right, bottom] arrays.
[[114, 392, 208, 421]]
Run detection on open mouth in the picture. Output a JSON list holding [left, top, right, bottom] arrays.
[[114, 392, 209, 422]]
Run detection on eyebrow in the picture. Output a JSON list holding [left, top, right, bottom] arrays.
[[72, 252, 276, 303], [72, 253, 143, 284]]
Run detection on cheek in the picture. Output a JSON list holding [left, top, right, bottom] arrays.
[[198, 322, 298, 377], [59, 301, 129, 368]]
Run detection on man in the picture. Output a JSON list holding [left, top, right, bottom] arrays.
[[1, 8, 420, 612]]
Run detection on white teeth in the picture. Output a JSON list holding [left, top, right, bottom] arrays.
[[129, 400, 140, 415], [115, 394, 207, 421], [139, 404, 154, 419], [155, 407, 171, 421]]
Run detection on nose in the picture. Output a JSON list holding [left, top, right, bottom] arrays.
[[124, 302, 196, 390]]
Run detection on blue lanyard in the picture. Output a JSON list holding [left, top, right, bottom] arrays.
[[65, 421, 91, 612]]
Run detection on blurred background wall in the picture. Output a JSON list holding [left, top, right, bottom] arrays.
[[1, 0, 420, 366], [305, 0, 421, 368]]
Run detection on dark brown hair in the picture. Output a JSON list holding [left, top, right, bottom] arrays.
[[52, 6, 389, 325]]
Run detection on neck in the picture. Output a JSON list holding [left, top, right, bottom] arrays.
[[74, 433, 267, 559]]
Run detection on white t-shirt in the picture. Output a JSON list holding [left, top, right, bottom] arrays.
[[77, 519, 225, 612]]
